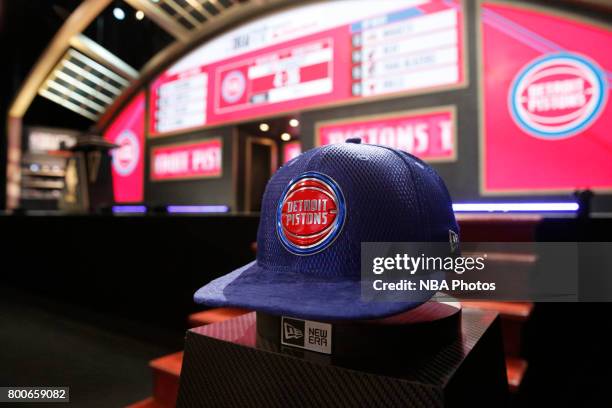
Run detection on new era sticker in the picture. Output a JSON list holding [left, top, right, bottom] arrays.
[[281, 316, 332, 354]]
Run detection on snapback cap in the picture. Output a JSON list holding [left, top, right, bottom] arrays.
[[195, 139, 458, 321]]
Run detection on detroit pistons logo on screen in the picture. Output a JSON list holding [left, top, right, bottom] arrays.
[[277, 172, 346, 255], [112, 130, 139, 176], [221, 70, 246, 104], [509, 52, 608, 139]]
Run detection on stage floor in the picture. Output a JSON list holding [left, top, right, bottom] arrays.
[[0, 286, 180, 408]]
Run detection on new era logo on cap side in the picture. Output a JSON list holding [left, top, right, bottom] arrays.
[[277, 171, 346, 255], [281, 317, 332, 354], [283, 322, 303, 340]]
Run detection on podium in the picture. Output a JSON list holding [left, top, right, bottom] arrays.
[[60, 135, 116, 213], [177, 305, 507, 407]]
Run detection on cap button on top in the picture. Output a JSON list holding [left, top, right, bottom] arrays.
[[345, 137, 361, 144]]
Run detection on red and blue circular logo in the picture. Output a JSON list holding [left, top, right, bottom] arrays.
[[113, 130, 139, 176], [277, 172, 346, 255], [509, 52, 607, 139], [221, 70, 246, 104]]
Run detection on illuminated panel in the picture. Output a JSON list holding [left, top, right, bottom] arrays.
[[149, 0, 464, 136], [351, 3, 461, 98], [282, 141, 302, 164], [213, 38, 333, 115], [151, 69, 208, 134], [104, 92, 145, 203], [150, 138, 222, 181], [316, 107, 456, 162], [453, 202, 579, 212], [481, 3, 612, 193]]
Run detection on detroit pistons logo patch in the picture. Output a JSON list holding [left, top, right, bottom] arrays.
[[277, 172, 346, 255], [113, 130, 140, 176], [509, 52, 607, 139]]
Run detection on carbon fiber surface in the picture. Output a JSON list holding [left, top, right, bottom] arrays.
[[177, 311, 507, 407]]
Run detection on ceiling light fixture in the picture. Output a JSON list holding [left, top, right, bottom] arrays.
[[113, 7, 125, 20]]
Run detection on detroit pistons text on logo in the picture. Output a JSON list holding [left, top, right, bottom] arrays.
[[509, 52, 608, 139], [277, 172, 345, 255]]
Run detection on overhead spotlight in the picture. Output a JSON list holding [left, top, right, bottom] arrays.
[[113, 7, 125, 20], [289, 118, 299, 127], [135, 10, 145, 20], [259, 123, 270, 132], [281, 132, 291, 142]]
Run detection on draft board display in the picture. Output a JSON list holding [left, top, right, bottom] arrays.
[[481, 3, 612, 193], [150, 138, 222, 181], [103, 92, 145, 203], [149, 0, 465, 136], [316, 107, 456, 162]]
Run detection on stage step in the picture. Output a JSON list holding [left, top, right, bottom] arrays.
[[462, 301, 533, 357], [126, 352, 183, 408], [461, 301, 533, 320], [506, 357, 528, 393], [149, 351, 183, 408], [188, 307, 250, 327], [127, 306, 248, 408], [462, 301, 531, 393]]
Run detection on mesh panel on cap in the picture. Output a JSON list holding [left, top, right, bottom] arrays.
[[256, 143, 430, 280], [396, 150, 459, 242]]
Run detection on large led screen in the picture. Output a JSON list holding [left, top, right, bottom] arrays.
[[481, 3, 612, 193], [149, 0, 465, 136], [104, 92, 145, 203]]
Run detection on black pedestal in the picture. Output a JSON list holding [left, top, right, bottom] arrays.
[[178, 309, 507, 407]]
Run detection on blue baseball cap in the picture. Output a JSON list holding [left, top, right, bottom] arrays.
[[195, 139, 458, 321]]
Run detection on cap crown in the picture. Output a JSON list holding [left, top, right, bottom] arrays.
[[257, 143, 458, 279]]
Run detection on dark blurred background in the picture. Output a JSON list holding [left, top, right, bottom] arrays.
[[0, 0, 175, 211], [1, 1, 612, 407]]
